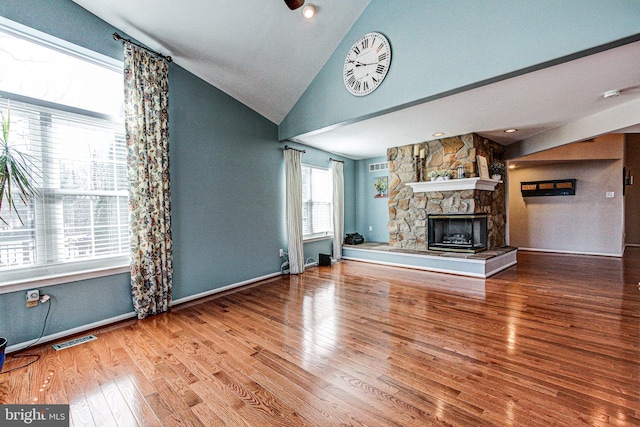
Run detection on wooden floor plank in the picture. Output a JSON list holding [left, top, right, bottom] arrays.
[[2, 248, 639, 426]]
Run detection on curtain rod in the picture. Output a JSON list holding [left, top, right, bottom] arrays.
[[112, 32, 173, 63], [284, 145, 306, 153], [329, 158, 344, 163]]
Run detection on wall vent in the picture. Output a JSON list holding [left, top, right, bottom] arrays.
[[369, 162, 388, 172], [52, 334, 97, 351]]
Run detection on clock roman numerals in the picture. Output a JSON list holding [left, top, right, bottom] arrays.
[[343, 32, 391, 96]]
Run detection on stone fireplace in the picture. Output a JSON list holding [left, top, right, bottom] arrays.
[[387, 133, 506, 250]]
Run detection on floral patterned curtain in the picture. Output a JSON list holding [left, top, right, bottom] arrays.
[[124, 43, 173, 319]]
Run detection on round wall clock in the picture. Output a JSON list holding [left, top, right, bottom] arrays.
[[343, 32, 392, 96]]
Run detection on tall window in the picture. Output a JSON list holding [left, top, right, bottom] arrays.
[[0, 20, 127, 286], [302, 164, 333, 239]]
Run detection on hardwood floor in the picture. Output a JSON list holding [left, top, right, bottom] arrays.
[[1, 249, 639, 426]]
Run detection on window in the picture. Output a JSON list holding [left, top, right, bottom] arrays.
[[302, 164, 333, 240], [0, 19, 127, 288]]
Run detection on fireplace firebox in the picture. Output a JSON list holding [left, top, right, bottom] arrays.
[[428, 214, 488, 253]]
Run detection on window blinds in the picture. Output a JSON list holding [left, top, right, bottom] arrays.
[[301, 165, 332, 238], [0, 98, 127, 274]]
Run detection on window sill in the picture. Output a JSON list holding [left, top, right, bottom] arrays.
[[0, 261, 130, 295], [303, 234, 334, 243]]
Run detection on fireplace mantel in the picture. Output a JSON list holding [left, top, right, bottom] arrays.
[[406, 177, 502, 193]]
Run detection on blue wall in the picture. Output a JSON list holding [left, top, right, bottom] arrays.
[[356, 156, 389, 243], [0, 0, 355, 347], [168, 67, 283, 300], [280, 0, 640, 140]]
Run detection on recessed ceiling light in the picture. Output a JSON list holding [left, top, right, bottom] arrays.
[[433, 132, 445, 137], [504, 129, 517, 133], [302, 4, 316, 19], [603, 89, 620, 99]]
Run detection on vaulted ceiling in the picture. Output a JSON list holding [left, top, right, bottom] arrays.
[[72, 0, 371, 124]]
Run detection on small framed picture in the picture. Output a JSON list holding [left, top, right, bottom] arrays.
[[374, 176, 388, 198], [476, 156, 489, 179]]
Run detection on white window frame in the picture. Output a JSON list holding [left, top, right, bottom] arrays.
[[302, 164, 333, 242], [0, 18, 129, 294]]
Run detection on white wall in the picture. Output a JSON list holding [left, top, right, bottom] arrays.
[[508, 138, 624, 256]]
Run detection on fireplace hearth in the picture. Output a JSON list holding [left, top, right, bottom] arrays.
[[428, 214, 488, 253]]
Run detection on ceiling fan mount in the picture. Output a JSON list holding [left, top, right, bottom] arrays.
[[284, 0, 305, 10]]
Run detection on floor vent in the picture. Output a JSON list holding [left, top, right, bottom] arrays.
[[52, 334, 97, 351], [369, 161, 388, 172]]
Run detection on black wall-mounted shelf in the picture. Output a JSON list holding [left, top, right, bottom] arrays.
[[520, 179, 576, 197]]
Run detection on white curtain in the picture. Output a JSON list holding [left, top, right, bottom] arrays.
[[284, 149, 305, 274], [332, 160, 344, 261]]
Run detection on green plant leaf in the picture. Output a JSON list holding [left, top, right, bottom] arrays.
[[0, 102, 41, 226], [1, 109, 9, 144]]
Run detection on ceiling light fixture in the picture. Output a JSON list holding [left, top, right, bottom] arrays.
[[433, 132, 445, 137], [504, 128, 518, 133], [603, 89, 620, 99], [302, 4, 316, 19]]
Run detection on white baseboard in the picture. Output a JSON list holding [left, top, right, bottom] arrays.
[[7, 311, 137, 354], [282, 261, 318, 275], [6, 270, 283, 354], [518, 247, 623, 257], [170, 271, 282, 306]]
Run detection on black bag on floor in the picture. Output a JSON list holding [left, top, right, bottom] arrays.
[[344, 233, 364, 245]]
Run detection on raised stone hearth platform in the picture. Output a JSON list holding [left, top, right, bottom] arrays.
[[342, 242, 517, 278]]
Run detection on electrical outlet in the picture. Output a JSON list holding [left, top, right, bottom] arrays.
[[369, 226, 373, 231], [606, 191, 615, 198], [26, 289, 39, 308], [279, 248, 284, 257]]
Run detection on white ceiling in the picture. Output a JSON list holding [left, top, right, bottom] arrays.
[[73, 0, 640, 160], [72, 0, 370, 124]]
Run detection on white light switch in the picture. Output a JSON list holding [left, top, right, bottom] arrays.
[[606, 191, 615, 198], [369, 226, 373, 231]]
